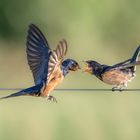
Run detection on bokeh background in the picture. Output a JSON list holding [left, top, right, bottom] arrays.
[[0, 0, 140, 140]]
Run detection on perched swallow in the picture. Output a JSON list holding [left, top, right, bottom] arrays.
[[1, 24, 80, 102], [84, 46, 140, 91]]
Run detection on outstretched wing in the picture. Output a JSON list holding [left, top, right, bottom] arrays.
[[47, 39, 68, 84], [26, 24, 51, 85]]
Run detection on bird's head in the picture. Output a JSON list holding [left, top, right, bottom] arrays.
[[62, 59, 80, 72], [83, 60, 101, 74]]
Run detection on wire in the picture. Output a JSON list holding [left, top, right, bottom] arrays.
[[0, 88, 140, 91]]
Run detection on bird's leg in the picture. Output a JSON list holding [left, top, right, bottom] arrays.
[[47, 95, 57, 103], [118, 83, 127, 92]]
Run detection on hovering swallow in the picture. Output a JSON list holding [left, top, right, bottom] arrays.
[[1, 24, 80, 102], [84, 45, 140, 91]]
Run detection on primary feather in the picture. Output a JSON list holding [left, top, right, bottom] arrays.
[[26, 24, 51, 85]]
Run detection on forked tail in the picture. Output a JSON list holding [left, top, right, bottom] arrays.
[[129, 45, 140, 72], [130, 45, 140, 63]]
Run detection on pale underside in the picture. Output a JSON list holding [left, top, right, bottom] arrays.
[[102, 69, 135, 87]]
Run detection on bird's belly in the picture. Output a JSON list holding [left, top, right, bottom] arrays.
[[102, 70, 134, 85], [41, 74, 64, 97]]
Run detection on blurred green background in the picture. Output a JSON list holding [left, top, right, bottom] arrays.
[[0, 0, 140, 140]]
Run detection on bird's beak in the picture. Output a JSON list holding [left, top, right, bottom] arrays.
[[83, 62, 92, 73], [75, 65, 81, 71], [77, 65, 81, 70]]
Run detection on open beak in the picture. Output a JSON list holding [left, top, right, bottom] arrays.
[[83, 62, 92, 73], [77, 65, 81, 70]]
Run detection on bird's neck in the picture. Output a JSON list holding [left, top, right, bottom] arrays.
[[94, 69, 102, 80], [94, 65, 109, 80]]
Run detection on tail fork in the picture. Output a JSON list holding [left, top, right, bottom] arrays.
[[130, 45, 140, 72]]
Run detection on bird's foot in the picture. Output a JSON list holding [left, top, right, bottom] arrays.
[[47, 95, 57, 103], [119, 88, 124, 92], [112, 87, 117, 92], [112, 87, 124, 92]]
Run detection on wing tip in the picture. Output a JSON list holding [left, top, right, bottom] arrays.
[[29, 23, 38, 29], [28, 24, 41, 35]]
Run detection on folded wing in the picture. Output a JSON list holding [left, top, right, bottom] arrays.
[[111, 61, 140, 70]]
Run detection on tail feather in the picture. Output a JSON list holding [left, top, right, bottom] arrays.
[[130, 45, 140, 63], [112, 45, 140, 68], [0, 83, 43, 99]]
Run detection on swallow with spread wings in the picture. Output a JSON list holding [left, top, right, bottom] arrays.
[[0, 24, 80, 102]]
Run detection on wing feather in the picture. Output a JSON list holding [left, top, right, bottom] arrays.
[[47, 39, 68, 84], [26, 24, 51, 85]]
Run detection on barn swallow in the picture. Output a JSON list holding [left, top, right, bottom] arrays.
[[0, 24, 80, 102], [84, 45, 140, 91]]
